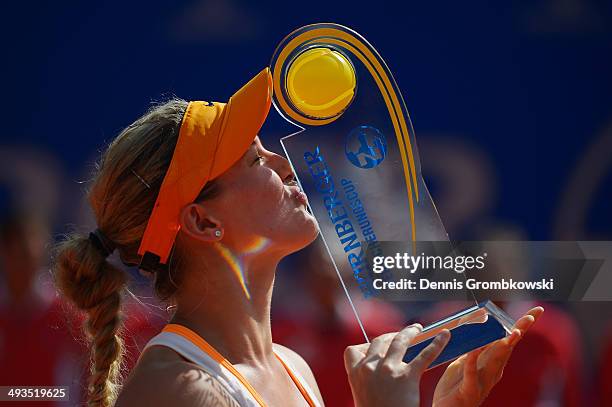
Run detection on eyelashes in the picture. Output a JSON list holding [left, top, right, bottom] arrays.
[[251, 155, 264, 165]]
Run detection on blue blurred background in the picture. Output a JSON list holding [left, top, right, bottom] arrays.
[[1, 1, 611, 406], [2, 0, 611, 239]]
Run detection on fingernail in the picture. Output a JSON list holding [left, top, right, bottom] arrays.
[[435, 329, 450, 342]]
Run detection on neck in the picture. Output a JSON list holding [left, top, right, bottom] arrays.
[[171, 247, 281, 366]]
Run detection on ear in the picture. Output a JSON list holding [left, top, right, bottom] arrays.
[[179, 203, 224, 242]]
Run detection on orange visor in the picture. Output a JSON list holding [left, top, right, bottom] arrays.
[[137, 68, 273, 271]]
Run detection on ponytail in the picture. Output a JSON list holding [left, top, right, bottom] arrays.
[[53, 98, 192, 406], [54, 233, 126, 406]]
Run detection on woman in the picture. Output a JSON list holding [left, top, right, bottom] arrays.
[[54, 68, 542, 407]]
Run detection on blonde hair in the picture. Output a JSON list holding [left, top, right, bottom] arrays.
[[53, 98, 218, 406]]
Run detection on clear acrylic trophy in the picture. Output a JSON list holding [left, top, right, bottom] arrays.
[[270, 23, 515, 369]]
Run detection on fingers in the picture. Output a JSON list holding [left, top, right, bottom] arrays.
[[497, 327, 521, 349], [526, 306, 544, 320], [364, 332, 397, 361], [513, 306, 544, 334], [479, 330, 520, 385], [345, 323, 425, 370], [461, 347, 483, 396], [495, 306, 543, 350], [409, 329, 451, 374], [504, 305, 543, 348], [513, 315, 535, 333], [384, 324, 423, 364], [483, 308, 543, 383], [344, 340, 371, 368], [344, 344, 368, 369]]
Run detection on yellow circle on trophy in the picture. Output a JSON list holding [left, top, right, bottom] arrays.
[[286, 47, 356, 119]]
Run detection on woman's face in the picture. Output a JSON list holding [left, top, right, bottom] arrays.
[[203, 137, 319, 257]]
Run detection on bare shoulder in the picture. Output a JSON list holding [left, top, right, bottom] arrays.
[[273, 343, 324, 405], [116, 345, 240, 407]]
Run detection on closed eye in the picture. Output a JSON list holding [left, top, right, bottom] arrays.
[[251, 155, 264, 165]]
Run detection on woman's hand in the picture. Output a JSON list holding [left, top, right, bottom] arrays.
[[433, 306, 544, 407], [344, 324, 451, 407]]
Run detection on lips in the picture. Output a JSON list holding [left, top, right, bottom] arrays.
[[293, 189, 308, 206], [285, 183, 308, 206]]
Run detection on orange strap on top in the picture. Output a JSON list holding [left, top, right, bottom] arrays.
[[273, 351, 317, 407], [163, 324, 316, 407]]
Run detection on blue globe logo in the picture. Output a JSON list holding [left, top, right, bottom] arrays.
[[345, 125, 387, 169]]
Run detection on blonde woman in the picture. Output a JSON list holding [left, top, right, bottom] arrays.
[[54, 68, 542, 407]]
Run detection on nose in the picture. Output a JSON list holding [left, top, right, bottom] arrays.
[[267, 151, 295, 184]]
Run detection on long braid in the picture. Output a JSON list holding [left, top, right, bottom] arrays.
[[55, 234, 127, 406], [53, 98, 221, 405]]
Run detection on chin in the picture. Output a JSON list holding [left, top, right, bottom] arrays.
[[281, 215, 320, 255], [304, 216, 320, 242], [298, 215, 320, 245]]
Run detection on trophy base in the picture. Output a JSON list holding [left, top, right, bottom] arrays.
[[403, 300, 515, 370]]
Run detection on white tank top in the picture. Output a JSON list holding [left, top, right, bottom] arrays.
[[143, 324, 321, 407]]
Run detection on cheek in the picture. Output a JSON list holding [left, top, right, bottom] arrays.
[[219, 167, 317, 246], [225, 171, 286, 226]]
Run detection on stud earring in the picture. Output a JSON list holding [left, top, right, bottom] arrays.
[[214, 230, 222, 237]]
